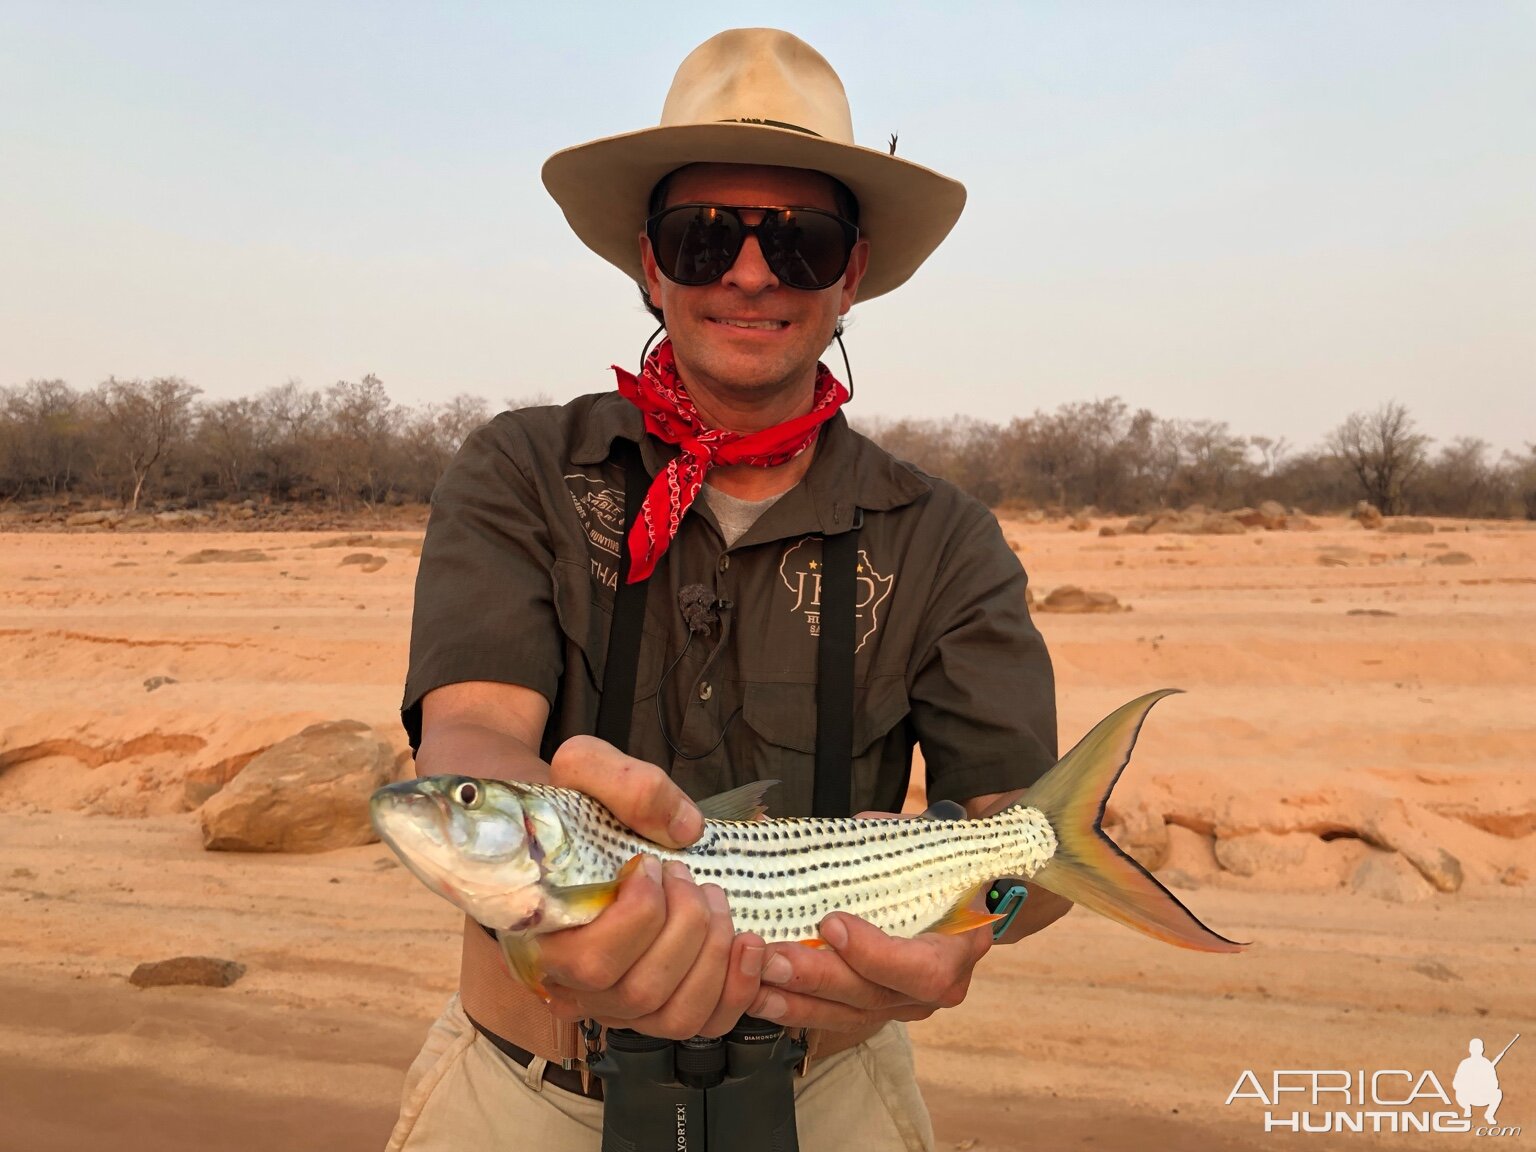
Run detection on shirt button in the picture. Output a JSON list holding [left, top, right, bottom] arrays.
[[718, 555, 730, 572], [698, 682, 713, 701]]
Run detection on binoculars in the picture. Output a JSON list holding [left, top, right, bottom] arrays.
[[589, 1016, 807, 1152]]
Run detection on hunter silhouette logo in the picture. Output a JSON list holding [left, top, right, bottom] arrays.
[[1454, 1035, 1518, 1127], [1225, 1032, 1520, 1136]]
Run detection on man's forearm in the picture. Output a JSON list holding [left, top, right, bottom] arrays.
[[415, 717, 549, 782]]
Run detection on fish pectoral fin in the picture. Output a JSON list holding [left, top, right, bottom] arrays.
[[924, 882, 1005, 937], [548, 878, 624, 918], [695, 780, 779, 822], [797, 938, 832, 950], [919, 799, 968, 821], [495, 932, 550, 1000]]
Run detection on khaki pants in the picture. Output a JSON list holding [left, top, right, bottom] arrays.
[[387, 995, 935, 1152]]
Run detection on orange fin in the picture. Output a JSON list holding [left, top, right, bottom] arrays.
[[549, 877, 623, 919], [495, 931, 549, 1000], [924, 882, 1005, 936], [1024, 690, 1247, 953], [798, 937, 832, 949]]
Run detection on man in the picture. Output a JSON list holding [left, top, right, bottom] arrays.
[[388, 28, 1062, 1152]]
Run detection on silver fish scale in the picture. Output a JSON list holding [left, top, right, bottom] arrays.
[[526, 784, 1059, 942]]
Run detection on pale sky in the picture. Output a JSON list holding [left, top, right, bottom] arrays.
[[2, 1, 1532, 454]]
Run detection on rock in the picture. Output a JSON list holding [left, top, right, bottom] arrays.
[[1103, 803, 1169, 871], [143, 675, 178, 692], [1036, 585, 1126, 613], [1068, 513, 1092, 532], [182, 750, 261, 810], [1350, 851, 1435, 902], [1213, 831, 1316, 877], [1383, 518, 1435, 534], [1285, 515, 1319, 531], [178, 549, 272, 564], [1367, 802, 1463, 892], [1256, 500, 1288, 529], [1429, 551, 1474, 566], [340, 552, 388, 573], [1122, 515, 1154, 535], [66, 510, 121, 527], [198, 720, 395, 852], [1160, 824, 1220, 882], [1346, 608, 1397, 617], [1097, 525, 1118, 537], [1352, 501, 1384, 529], [129, 956, 246, 988], [1197, 512, 1248, 535]]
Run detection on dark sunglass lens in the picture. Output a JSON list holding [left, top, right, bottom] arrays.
[[656, 207, 742, 285], [760, 210, 851, 290]]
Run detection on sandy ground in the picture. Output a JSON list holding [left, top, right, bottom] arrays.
[[1, 514, 1533, 1151]]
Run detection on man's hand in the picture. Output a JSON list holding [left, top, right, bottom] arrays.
[[537, 736, 765, 1039], [747, 911, 992, 1030]]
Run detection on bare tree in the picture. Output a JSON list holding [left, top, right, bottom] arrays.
[[1, 379, 86, 497], [1327, 401, 1430, 515], [89, 376, 202, 510], [323, 374, 397, 507]]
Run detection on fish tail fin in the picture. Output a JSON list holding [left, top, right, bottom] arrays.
[[1024, 690, 1246, 954]]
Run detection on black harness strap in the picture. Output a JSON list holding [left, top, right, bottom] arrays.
[[813, 512, 861, 817], [594, 443, 651, 753], [594, 441, 861, 818]]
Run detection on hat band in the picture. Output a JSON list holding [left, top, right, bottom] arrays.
[[717, 117, 822, 137]]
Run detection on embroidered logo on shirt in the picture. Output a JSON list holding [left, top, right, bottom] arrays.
[[565, 473, 624, 590], [778, 537, 894, 652]]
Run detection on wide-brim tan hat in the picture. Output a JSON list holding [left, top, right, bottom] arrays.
[[542, 28, 966, 301]]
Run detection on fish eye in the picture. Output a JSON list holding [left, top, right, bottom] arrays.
[[453, 781, 482, 808]]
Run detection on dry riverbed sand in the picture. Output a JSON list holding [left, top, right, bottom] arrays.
[[1, 514, 1532, 1151]]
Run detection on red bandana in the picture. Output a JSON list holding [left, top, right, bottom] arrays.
[[612, 338, 848, 583]]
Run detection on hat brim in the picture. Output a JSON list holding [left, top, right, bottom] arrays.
[[541, 122, 965, 301]]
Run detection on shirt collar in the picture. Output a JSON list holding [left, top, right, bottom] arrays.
[[570, 391, 931, 538]]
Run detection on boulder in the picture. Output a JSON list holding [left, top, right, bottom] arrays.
[[1103, 803, 1169, 871], [1036, 585, 1126, 614], [1256, 500, 1289, 529], [1352, 501, 1384, 529], [1197, 512, 1249, 535], [199, 720, 395, 852], [130, 956, 246, 988], [1429, 551, 1474, 566]]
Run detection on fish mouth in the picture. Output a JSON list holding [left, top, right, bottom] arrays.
[[370, 781, 451, 846]]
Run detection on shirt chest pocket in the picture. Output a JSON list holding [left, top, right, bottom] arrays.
[[738, 675, 913, 816]]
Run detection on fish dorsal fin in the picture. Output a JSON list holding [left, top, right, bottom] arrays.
[[697, 780, 778, 822], [495, 931, 549, 1000], [923, 881, 1005, 937], [920, 799, 968, 821]]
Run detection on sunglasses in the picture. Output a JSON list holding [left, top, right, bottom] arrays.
[[646, 204, 860, 291]]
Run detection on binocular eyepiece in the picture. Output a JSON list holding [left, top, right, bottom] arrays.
[[592, 1016, 805, 1152]]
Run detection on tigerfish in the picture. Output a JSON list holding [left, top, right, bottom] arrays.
[[370, 690, 1245, 994]]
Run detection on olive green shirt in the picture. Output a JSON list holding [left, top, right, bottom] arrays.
[[403, 392, 1057, 815]]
